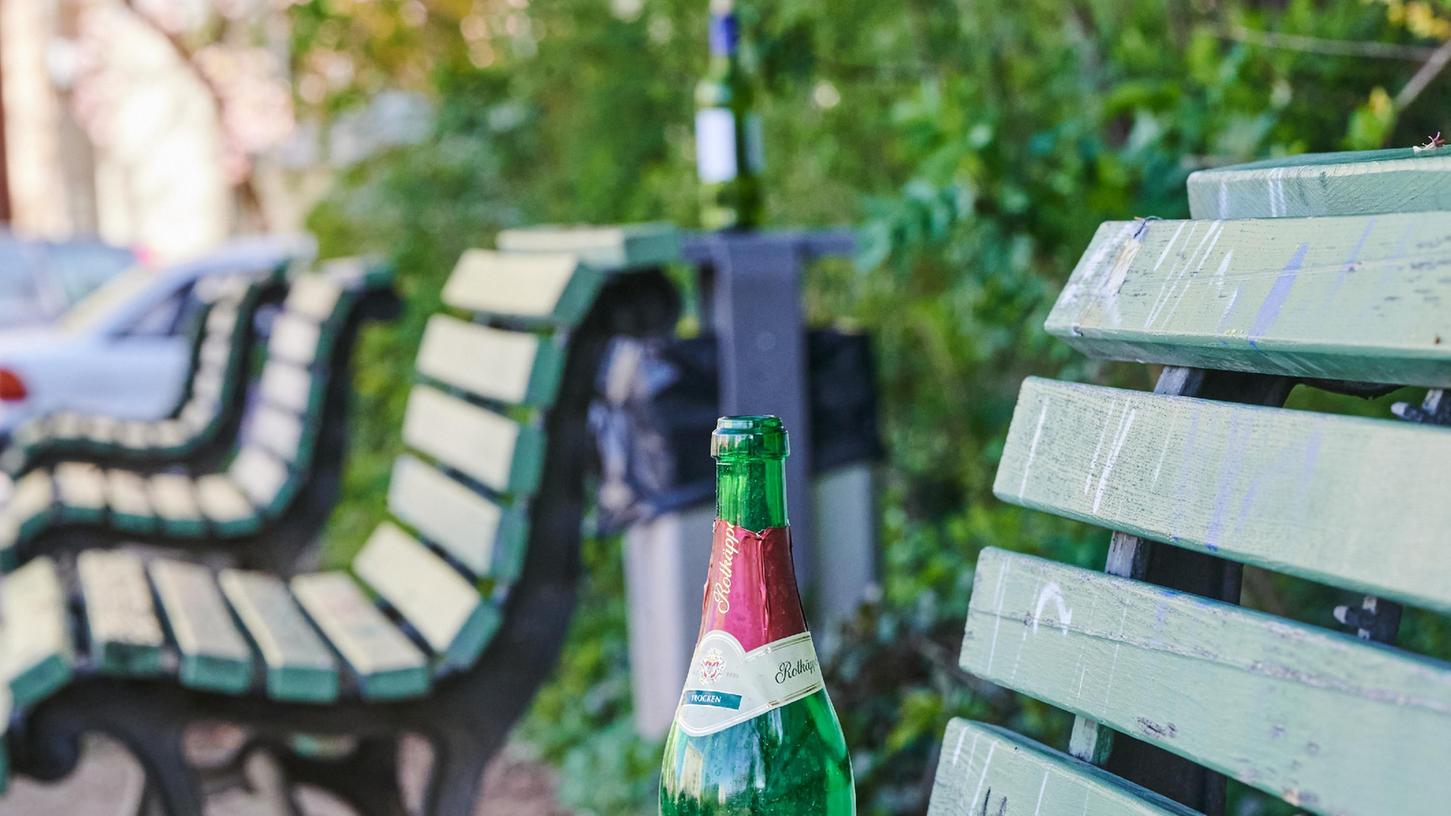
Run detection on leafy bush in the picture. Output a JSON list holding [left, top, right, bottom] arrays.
[[302, 0, 1451, 813]]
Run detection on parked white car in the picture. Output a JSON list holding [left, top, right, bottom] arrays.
[[0, 235, 315, 439], [0, 235, 141, 328]]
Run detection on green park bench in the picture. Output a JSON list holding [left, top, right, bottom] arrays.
[[928, 147, 1451, 816], [1, 269, 287, 479], [0, 258, 396, 572], [0, 227, 680, 815]]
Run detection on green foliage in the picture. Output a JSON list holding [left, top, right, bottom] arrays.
[[300, 0, 1451, 813]]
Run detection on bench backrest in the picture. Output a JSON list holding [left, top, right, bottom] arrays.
[[228, 258, 394, 518], [931, 150, 1451, 816], [329, 226, 681, 687]]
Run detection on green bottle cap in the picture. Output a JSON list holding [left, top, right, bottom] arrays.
[[711, 415, 789, 460]]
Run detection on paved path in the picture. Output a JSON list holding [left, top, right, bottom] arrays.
[[0, 733, 569, 815]]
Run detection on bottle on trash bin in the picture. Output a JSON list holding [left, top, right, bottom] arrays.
[[659, 416, 855, 815], [695, 0, 764, 231]]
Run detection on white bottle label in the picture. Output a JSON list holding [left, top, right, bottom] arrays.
[[696, 108, 739, 183], [674, 630, 824, 737]]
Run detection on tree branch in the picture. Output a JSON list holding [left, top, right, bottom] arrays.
[[117, 0, 270, 229], [1220, 25, 1440, 61], [1395, 35, 1451, 111]]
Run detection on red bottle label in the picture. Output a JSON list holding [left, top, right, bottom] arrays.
[[698, 521, 807, 649], [676, 521, 822, 737]]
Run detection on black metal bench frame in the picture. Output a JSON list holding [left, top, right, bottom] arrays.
[[10, 268, 680, 816]]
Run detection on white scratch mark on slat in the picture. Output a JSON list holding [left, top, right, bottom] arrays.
[[1033, 771, 1049, 816], [1220, 285, 1241, 325], [1082, 403, 1117, 496], [1150, 427, 1173, 486], [969, 743, 998, 814], [1074, 663, 1088, 698], [1153, 221, 1187, 270], [1013, 574, 1052, 681], [984, 562, 1012, 673], [1031, 581, 1074, 635], [1144, 222, 1199, 326], [1217, 179, 1228, 217], [1091, 407, 1138, 514], [1212, 250, 1234, 296], [1157, 220, 1223, 328], [951, 726, 968, 765], [1018, 401, 1050, 497]]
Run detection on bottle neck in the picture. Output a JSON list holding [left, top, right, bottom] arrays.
[[714, 456, 787, 530], [707, 10, 739, 58]]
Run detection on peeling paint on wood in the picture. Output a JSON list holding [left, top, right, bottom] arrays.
[[994, 378, 1451, 613], [961, 548, 1451, 816], [1047, 213, 1451, 387]]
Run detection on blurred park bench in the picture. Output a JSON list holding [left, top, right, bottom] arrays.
[[2, 270, 284, 479], [929, 147, 1451, 815], [0, 259, 396, 573], [0, 232, 678, 814]]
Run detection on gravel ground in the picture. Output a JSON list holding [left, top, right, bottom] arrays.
[[0, 731, 570, 815]]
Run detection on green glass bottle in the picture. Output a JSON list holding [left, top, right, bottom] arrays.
[[659, 416, 855, 815], [695, 0, 764, 231]]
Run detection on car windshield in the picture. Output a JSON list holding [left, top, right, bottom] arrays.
[[45, 243, 137, 306], [57, 264, 156, 333]]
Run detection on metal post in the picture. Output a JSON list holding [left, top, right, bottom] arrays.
[[684, 229, 855, 605]]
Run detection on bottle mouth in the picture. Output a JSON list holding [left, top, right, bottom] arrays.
[[711, 415, 789, 460]]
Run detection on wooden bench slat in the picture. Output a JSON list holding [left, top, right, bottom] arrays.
[[77, 550, 165, 676], [291, 572, 429, 700], [54, 463, 106, 524], [268, 314, 323, 366], [205, 303, 240, 334], [151, 419, 191, 451], [927, 719, 1198, 816], [443, 250, 601, 325], [104, 470, 156, 534], [219, 569, 339, 702], [177, 399, 219, 434], [402, 386, 544, 496], [994, 377, 1451, 613], [46, 412, 88, 440], [229, 448, 291, 516], [148, 473, 208, 537], [0, 472, 55, 563], [1187, 147, 1451, 219], [1046, 214, 1451, 386], [194, 475, 261, 536], [115, 420, 154, 451], [198, 337, 232, 370], [190, 369, 226, 403], [962, 548, 1451, 816], [416, 315, 565, 408], [352, 523, 497, 669], [82, 416, 120, 446], [388, 454, 523, 577], [0, 558, 74, 708], [259, 362, 317, 414], [495, 222, 680, 269], [283, 277, 345, 323], [149, 560, 253, 694]]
